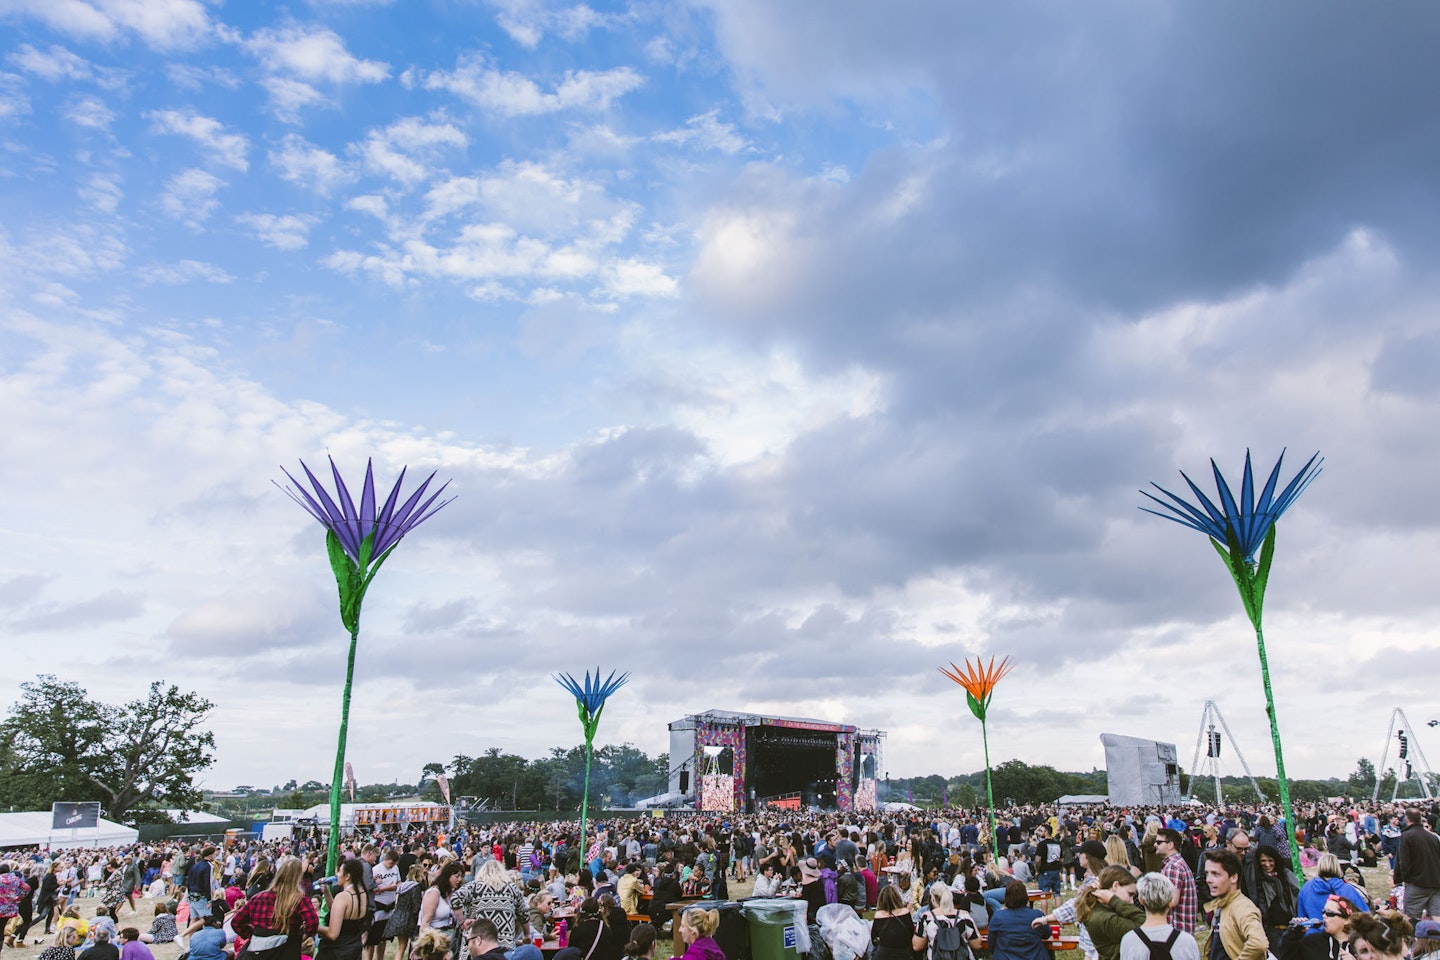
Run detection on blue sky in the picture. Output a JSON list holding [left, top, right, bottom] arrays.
[[3, 0, 1440, 793]]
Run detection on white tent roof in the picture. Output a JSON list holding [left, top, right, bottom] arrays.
[[162, 809, 229, 824], [0, 811, 139, 850]]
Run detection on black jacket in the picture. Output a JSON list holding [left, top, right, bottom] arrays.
[[1394, 823, 1440, 888]]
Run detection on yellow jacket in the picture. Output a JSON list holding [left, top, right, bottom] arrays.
[[1204, 889, 1268, 960]]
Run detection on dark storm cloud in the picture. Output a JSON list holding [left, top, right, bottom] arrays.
[[701, 1, 1440, 338]]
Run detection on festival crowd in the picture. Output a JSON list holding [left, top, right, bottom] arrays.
[[1, 796, 1437, 960]]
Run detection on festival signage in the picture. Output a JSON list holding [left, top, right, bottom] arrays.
[[353, 805, 449, 826], [51, 802, 101, 830]]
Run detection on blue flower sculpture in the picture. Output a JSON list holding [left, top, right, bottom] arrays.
[[1142, 449, 1321, 880], [555, 668, 629, 856]]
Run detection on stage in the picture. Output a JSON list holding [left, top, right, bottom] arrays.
[[668, 710, 885, 812]]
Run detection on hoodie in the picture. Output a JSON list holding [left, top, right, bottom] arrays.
[[675, 935, 727, 960], [1296, 877, 1371, 921]]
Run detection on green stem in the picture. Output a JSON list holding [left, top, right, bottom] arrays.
[[982, 718, 999, 862], [579, 735, 593, 866], [327, 628, 358, 882], [1254, 622, 1302, 883]]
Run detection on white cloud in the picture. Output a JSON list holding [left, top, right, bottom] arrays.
[[601, 258, 678, 299], [245, 25, 390, 84], [269, 134, 356, 196], [148, 109, 249, 171], [484, 0, 618, 48], [3, 223, 128, 277], [654, 109, 746, 154], [9, 43, 90, 81], [139, 259, 235, 284], [424, 54, 643, 116], [165, 63, 241, 91], [65, 95, 116, 129], [77, 171, 122, 211], [0, 0, 211, 49], [356, 115, 467, 188], [235, 212, 318, 251], [0, 73, 29, 119], [259, 76, 329, 123], [158, 167, 225, 224], [421, 161, 616, 236], [345, 194, 389, 221]]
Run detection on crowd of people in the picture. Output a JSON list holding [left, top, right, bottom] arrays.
[[0, 795, 1437, 960]]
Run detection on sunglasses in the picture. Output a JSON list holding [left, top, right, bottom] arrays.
[[1323, 911, 1346, 919]]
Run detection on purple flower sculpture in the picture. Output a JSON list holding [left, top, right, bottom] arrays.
[[277, 456, 453, 875]]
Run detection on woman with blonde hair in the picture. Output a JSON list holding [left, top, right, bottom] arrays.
[[912, 884, 982, 960], [1103, 838, 1137, 879], [408, 929, 451, 960], [672, 908, 724, 960], [38, 927, 80, 960], [230, 857, 319, 960], [450, 858, 530, 952], [1139, 823, 1163, 874]]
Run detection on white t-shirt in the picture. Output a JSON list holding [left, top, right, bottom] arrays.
[[373, 862, 401, 909], [1119, 924, 1201, 960]]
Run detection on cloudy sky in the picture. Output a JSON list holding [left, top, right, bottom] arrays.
[[3, 0, 1439, 795]]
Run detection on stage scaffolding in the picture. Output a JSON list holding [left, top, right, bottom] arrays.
[[668, 709, 886, 813]]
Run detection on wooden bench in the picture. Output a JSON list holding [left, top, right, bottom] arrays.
[[976, 935, 1080, 952]]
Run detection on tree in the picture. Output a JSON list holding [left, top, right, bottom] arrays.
[[0, 675, 215, 819], [1348, 758, 1377, 795]]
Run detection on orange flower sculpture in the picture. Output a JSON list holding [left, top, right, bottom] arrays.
[[939, 655, 1013, 721], [939, 655, 1013, 858]]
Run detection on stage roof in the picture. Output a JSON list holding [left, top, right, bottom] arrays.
[[670, 709, 884, 737]]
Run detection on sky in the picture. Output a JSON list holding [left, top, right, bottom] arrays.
[[2, 0, 1440, 796]]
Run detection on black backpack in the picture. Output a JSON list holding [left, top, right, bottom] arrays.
[[1134, 927, 1181, 960], [931, 916, 969, 960]]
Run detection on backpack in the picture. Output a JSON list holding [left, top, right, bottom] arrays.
[[1134, 927, 1181, 960], [930, 916, 969, 960]]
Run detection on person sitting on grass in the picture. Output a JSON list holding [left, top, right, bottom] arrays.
[[39, 927, 80, 960], [139, 904, 175, 945], [118, 928, 154, 960], [186, 902, 232, 960]]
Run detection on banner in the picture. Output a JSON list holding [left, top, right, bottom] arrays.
[[436, 774, 451, 804], [345, 762, 357, 801], [51, 802, 101, 830]]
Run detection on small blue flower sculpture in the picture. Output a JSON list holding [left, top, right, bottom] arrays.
[[555, 668, 629, 855], [1142, 449, 1321, 881]]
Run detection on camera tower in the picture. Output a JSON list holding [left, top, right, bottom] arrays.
[[1190, 700, 1264, 804], [1372, 707, 1435, 802]]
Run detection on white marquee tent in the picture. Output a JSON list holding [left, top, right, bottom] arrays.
[[0, 811, 139, 849]]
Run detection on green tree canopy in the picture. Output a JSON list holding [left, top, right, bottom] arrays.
[[0, 674, 215, 819]]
